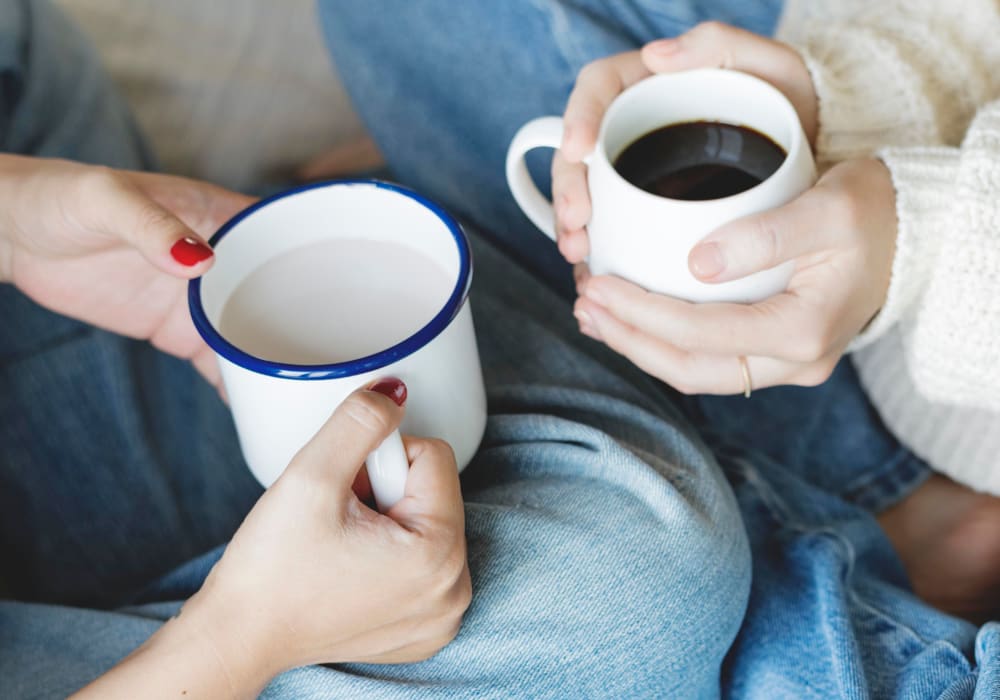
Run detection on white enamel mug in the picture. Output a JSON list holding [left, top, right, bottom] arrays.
[[189, 180, 487, 511], [506, 69, 817, 303]]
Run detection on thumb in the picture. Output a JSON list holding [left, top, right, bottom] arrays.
[[286, 378, 408, 492], [688, 188, 833, 282], [96, 170, 217, 278]]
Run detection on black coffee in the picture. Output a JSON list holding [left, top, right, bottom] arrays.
[[613, 121, 786, 200]]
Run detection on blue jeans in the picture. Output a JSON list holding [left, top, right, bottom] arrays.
[[1, 2, 750, 697], [317, 1, 1000, 697]]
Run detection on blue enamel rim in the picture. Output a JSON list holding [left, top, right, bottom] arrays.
[[188, 179, 473, 380]]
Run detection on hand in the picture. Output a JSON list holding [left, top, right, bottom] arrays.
[[74, 381, 471, 698], [552, 22, 817, 263], [0, 155, 254, 390], [574, 158, 897, 394]]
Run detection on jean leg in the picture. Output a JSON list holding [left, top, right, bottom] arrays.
[[690, 359, 933, 514], [0, 287, 262, 607], [0, 0, 261, 607], [1, 227, 752, 698], [318, 0, 784, 296], [719, 446, 994, 699], [0, 0, 152, 168]]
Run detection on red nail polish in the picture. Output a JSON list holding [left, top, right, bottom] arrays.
[[170, 237, 214, 266], [368, 377, 407, 406]]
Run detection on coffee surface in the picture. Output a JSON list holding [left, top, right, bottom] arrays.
[[219, 238, 453, 365], [613, 121, 786, 200]]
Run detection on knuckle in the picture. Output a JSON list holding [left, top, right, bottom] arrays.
[[796, 359, 837, 387], [825, 184, 863, 232], [790, 324, 832, 363], [424, 437, 458, 466], [690, 20, 728, 43], [76, 165, 121, 197], [341, 392, 394, 434], [576, 60, 606, 86], [748, 215, 782, 268], [671, 381, 698, 396]]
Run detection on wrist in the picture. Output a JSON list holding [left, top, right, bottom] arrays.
[[167, 589, 285, 696]]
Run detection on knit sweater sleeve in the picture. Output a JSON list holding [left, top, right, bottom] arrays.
[[776, 1, 1000, 408], [876, 103, 1000, 411]]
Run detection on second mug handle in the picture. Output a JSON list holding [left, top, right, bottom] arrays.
[[505, 116, 565, 241], [367, 429, 408, 513]]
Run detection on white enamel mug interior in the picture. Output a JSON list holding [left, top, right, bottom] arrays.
[[507, 69, 817, 303], [189, 180, 487, 511]]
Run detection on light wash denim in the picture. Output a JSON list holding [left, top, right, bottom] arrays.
[[317, 1, 1000, 698], [0, 2, 750, 698]]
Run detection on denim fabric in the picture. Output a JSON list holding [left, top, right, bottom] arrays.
[[0, 0, 992, 698], [319, 0, 784, 298], [314, 1, 997, 698], [691, 359, 933, 514], [0, 2, 752, 697], [0, 0, 151, 167], [1, 224, 754, 698], [318, 0, 933, 510], [0, 0, 264, 608]]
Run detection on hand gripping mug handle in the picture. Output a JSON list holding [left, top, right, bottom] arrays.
[[505, 116, 565, 241], [367, 429, 408, 512]]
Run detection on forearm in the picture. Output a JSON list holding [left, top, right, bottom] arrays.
[[71, 593, 279, 699]]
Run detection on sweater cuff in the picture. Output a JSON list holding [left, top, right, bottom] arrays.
[[848, 147, 959, 350], [796, 37, 939, 165]]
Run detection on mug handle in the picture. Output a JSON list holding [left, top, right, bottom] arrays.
[[367, 429, 408, 512], [505, 116, 564, 241]]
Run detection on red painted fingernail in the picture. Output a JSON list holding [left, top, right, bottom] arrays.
[[368, 377, 407, 406], [170, 237, 214, 266]]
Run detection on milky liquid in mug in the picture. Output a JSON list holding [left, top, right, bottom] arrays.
[[218, 238, 453, 365]]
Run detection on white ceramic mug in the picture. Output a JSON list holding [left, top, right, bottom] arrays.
[[189, 180, 487, 511], [506, 69, 817, 303]]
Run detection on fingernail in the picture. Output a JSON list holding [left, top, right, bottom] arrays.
[[575, 308, 603, 341], [170, 236, 214, 266], [574, 308, 603, 341], [689, 242, 725, 279], [647, 38, 680, 56], [368, 377, 408, 406]]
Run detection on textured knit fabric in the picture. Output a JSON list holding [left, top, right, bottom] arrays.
[[777, 0, 1000, 494]]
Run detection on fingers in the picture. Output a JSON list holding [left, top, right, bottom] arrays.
[[75, 169, 216, 278], [550, 152, 591, 262], [575, 299, 838, 394], [561, 51, 651, 162], [388, 437, 464, 534], [128, 171, 256, 278], [689, 186, 841, 283], [643, 22, 797, 77], [287, 380, 406, 492], [642, 23, 817, 143], [577, 275, 833, 362]]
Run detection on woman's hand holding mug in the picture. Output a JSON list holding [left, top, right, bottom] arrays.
[[75, 382, 472, 699], [511, 22, 899, 394]]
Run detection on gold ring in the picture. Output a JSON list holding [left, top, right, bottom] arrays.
[[738, 356, 752, 399]]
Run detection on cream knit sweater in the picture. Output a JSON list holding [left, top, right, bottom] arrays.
[[774, 0, 1000, 494]]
